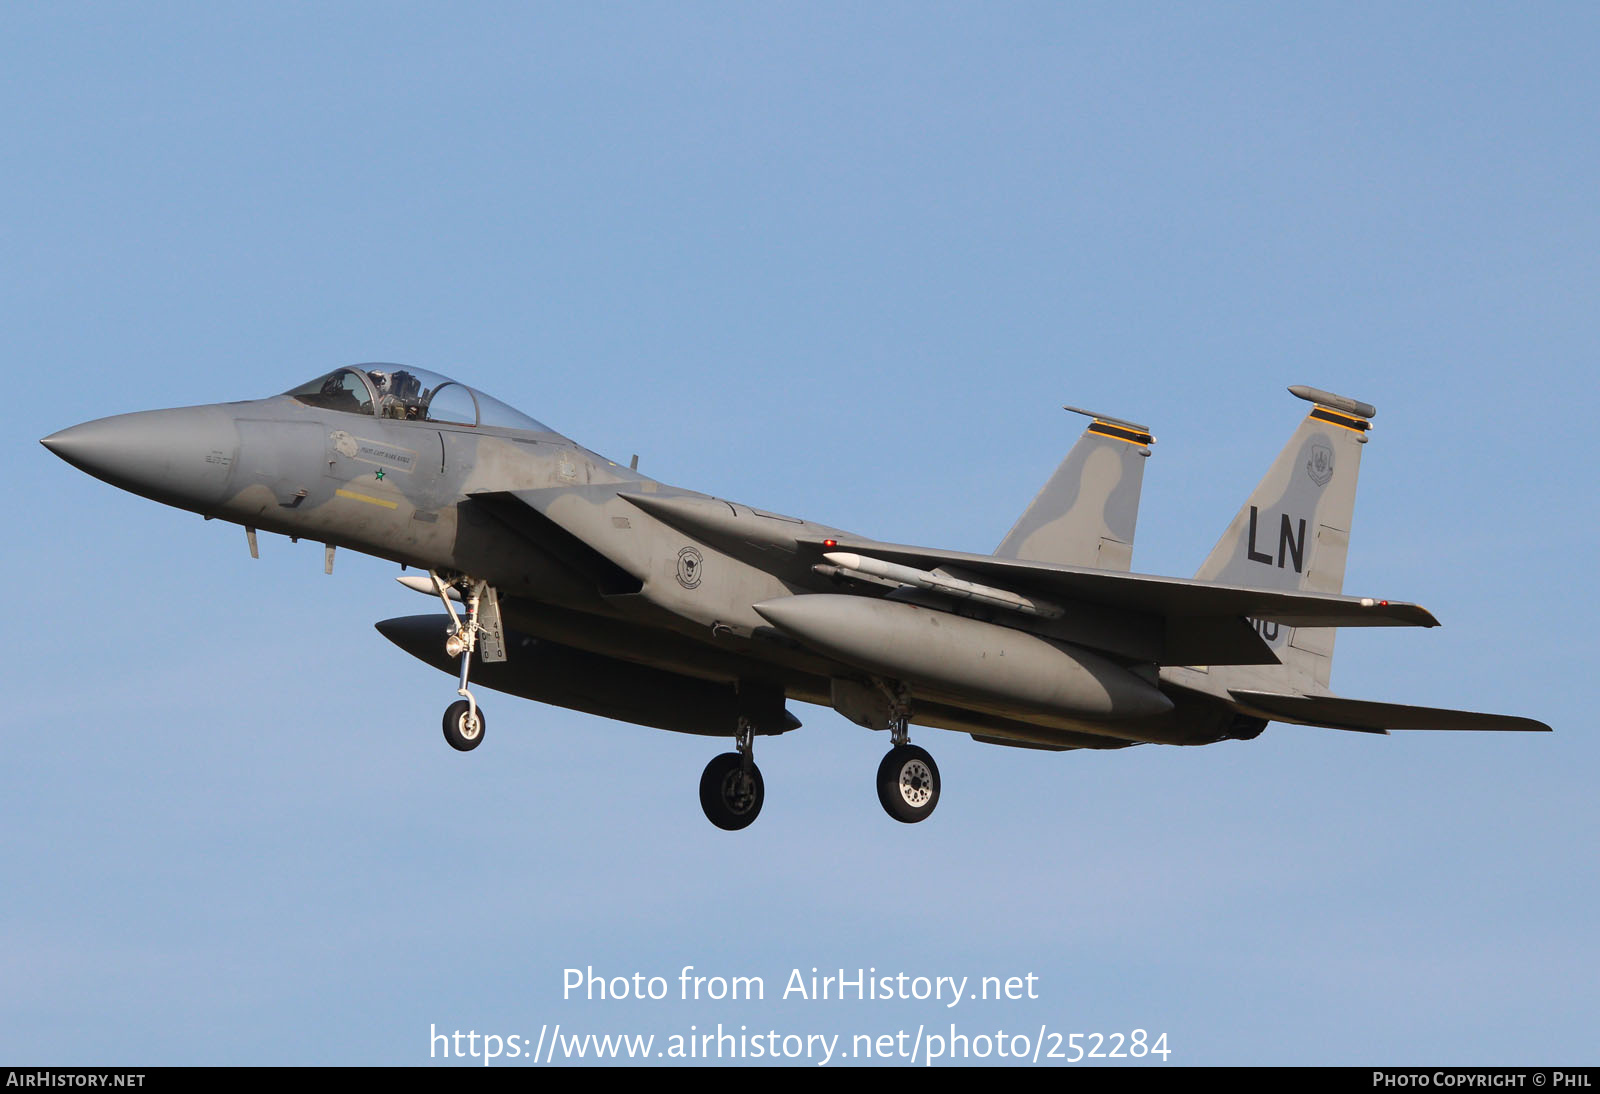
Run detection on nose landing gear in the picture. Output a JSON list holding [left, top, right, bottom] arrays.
[[427, 570, 505, 752]]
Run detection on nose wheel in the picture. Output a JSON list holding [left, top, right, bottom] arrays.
[[699, 719, 764, 830], [443, 698, 486, 751]]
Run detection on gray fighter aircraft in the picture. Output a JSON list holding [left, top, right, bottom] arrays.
[[41, 366, 1549, 829]]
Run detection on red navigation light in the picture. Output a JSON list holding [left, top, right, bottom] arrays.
[[823, 539, 837, 548]]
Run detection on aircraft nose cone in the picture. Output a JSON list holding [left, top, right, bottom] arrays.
[[40, 422, 125, 466], [41, 406, 241, 510]]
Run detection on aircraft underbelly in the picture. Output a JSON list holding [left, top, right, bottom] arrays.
[[499, 595, 1208, 745]]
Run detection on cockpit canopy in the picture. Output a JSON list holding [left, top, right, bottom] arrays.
[[284, 364, 551, 433]]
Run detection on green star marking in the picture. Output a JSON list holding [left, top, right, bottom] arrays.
[[374, 470, 385, 480]]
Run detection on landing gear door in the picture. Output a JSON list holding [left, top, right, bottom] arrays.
[[478, 588, 507, 663]]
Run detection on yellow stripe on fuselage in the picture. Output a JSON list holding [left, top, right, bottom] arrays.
[[335, 488, 399, 510]]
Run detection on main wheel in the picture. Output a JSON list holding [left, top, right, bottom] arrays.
[[877, 744, 940, 823], [442, 699, 486, 752], [699, 752, 764, 831]]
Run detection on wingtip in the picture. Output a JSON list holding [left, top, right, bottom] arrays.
[[1358, 598, 1439, 627]]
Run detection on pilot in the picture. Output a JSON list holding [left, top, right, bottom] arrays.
[[365, 371, 403, 419]]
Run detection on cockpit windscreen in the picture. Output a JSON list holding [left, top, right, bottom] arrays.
[[284, 365, 550, 433]]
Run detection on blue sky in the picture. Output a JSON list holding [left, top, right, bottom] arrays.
[[4, 3, 1595, 1065]]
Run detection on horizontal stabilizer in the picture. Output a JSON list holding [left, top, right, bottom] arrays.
[[1228, 689, 1552, 734]]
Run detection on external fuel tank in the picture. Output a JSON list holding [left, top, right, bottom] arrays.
[[752, 595, 1172, 723]]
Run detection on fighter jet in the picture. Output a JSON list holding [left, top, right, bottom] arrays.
[[40, 366, 1550, 830]]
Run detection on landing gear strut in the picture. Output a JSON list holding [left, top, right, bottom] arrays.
[[699, 718, 764, 830], [874, 686, 940, 824], [429, 570, 504, 752]]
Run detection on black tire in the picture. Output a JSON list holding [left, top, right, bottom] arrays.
[[699, 752, 764, 831], [442, 699, 486, 752], [877, 744, 940, 823]]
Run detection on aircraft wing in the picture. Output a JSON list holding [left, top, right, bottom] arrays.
[[797, 536, 1439, 630], [479, 486, 1435, 668], [1225, 689, 1553, 734]]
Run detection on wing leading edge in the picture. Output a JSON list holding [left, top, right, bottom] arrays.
[[796, 536, 1438, 631]]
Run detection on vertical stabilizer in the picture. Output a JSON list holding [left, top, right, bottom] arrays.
[[996, 408, 1153, 570], [1195, 387, 1375, 686]]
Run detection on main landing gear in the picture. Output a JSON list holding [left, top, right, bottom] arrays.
[[875, 698, 940, 825], [700, 719, 764, 831], [691, 687, 942, 830], [427, 570, 505, 753]]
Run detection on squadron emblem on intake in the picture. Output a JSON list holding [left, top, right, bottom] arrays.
[[676, 546, 704, 590]]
